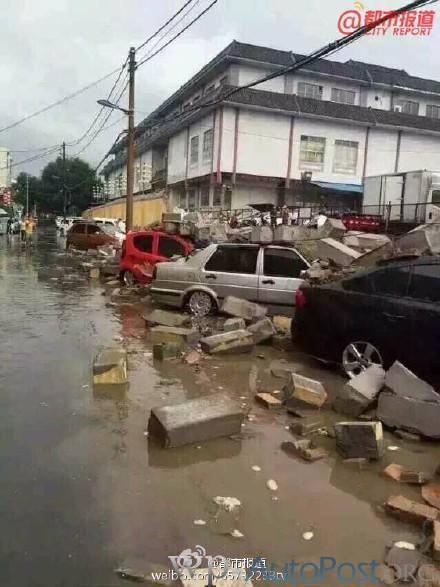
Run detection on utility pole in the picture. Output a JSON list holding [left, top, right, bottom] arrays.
[[126, 46, 136, 232], [62, 141, 66, 216]]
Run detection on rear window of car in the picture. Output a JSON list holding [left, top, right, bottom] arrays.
[[408, 264, 440, 302], [133, 235, 153, 253], [205, 246, 259, 274]]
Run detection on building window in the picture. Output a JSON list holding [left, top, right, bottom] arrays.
[[297, 82, 323, 100], [331, 88, 356, 105], [426, 104, 440, 119], [213, 186, 222, 207], [299, 135, 326, 169], [190, 136, 199, 165], [395, 100, 419, 115], [202, 129, 214, 162], [200, 186, 210, 208], [333, 140, 359, 174]]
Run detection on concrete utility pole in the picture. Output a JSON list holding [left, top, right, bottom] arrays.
[[126, 47, 136, 232], [26, 174, 29, 216], [62, 141, 66, 215]]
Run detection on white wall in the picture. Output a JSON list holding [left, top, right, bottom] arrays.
[[361, 87, 392, 110], [365, 129, 398, 176], [237, 64, 285, 93], [167, 129, 187, 184], [234, 109, 290, 178], [231, 184, 276, 208], [398, 132, 440, 171], [220, 107, 236, 173]]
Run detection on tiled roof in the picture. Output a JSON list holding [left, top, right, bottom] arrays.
[[221, 85, 440, 133]]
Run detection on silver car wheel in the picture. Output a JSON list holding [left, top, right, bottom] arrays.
[[122, 270, 135, 287], [188, 291, 213, 316], [342, 341, 383, 378]]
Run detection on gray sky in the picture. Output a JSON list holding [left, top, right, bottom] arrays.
[[1, 0, 439, 176]]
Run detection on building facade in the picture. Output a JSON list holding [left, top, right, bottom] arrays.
[[0, 147, 12, 191], [102, 41, 440, 212]]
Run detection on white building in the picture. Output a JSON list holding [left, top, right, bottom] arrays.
[[0, 147, 12, 191], [102, 41, 440, 211]]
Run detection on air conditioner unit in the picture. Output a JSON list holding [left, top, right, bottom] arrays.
[[394, 105, 402, 112], [301, 171, 312, 182]]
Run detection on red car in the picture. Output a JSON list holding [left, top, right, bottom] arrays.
[[119, 230, 193, 285], [341, 213, 381, 232]]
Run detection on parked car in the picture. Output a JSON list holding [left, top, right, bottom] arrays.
[[66, 221, 122, 250], [292, 256, 440, 381], [119, 230, 193, 286], [150, 243, 310, 316]]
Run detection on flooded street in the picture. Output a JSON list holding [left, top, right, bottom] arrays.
[[1, 225, 439, 587]]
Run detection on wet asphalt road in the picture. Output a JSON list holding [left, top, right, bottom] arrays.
[[1, 225, 440, 587]]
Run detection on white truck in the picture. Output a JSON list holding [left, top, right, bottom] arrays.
[[363, 170, 440, 224]]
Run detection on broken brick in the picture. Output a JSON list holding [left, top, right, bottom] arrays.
[[384, 494, 439, 526], [255, 392, 282, 409]]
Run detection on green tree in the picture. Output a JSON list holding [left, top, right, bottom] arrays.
[[40, 156, 98, 214], [13, 172, 42, 212]]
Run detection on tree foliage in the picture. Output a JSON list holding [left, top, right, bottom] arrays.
[[13, 157, 99, 214]]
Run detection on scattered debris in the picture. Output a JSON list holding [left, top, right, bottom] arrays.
[[334, 421, 384, 460], [286, 373, 328, 408], [317, 237, 362, 266], [152, 343, 181, 361], [384, 360, 440, 402], [148, 392, 243, 448], [247, 317, 277, 344], [92, 348, 128, 387], [193, 519, 206, 526], [230, 529, 244, 538], [251, 465, 261, 472], [221, 296, 267, 322], [255, 392, 282, 409], [384, 543, 422, 582], [333, 364, 385, 417], [266, 479, 278, 491], [213, 496, 241, 511], [384, 494, 439, 526], [210, 496, 242, 535], [387, 445, 400, 451], [289, 421, 324, 436], [200, 330, 254, 355], [223, 317, 246, 332], [150, 326, 200, 349], [288, 437, 328, 462], [395, 223, 440, 255], [143, 309, 191, 328], [422, 484, 440, 510], [183, 350, 201, 365], [377, 391, 440, 439], [382, 464, 432, 484], [272, 315, 291, 332]]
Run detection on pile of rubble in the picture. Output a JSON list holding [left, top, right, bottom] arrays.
[[70, 244, 120, 280]]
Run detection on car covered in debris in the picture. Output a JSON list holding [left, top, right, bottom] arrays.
[[150, 243, 309, 316], [66, 221, 123, 250], [119, 230, 193, 286], [293, 255, 440, 382]]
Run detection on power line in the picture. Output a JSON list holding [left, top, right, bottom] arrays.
[[136, 0, 196, 51], [136, 0, 218, 69]]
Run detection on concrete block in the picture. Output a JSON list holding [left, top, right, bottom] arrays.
[[247, 317, 276, 344], [250, 225, 273, 243], [333, 364, 385, 417], [273, 225, 294, 242], [272, 315, 291, 332], [152, 343, 181, 361], [93, 348, 128, 386], [352, 241, 394, 267], [385, 361, 440, 402], [255, 392, 282, 409], [322, 217, 347, 239], [357, 233, 391, 250], [224, 317, 246, 332], [150, 326, 200, 349], [221, 296, 267, 322], [286, 373, 328, 408], [343, 235, 360, 248], [385, 494, 439, 526], [317, 238, 362, 266], [144, 309, 190, 328], [396, 224, 440, 255], [148, 392, 243, 448], [422, 483, 440, 510], [377, 391, 440, 439], [200, 330, 254, 355], [299, 445, 328, 462], [334, 421, 384, 459], [162, 212, 182, 223]]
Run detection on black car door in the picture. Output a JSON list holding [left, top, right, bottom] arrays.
[[406, 262, 440, 380]]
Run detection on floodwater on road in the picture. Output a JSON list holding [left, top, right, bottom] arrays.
[[0, 225, 439, 587]]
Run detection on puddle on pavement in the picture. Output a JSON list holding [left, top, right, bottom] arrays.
[[0, 225, 439, 587]]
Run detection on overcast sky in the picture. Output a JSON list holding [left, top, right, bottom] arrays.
[[1, 0, 439, 177]]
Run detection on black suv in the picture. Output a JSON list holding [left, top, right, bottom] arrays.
[[293, 256, 440, 382]]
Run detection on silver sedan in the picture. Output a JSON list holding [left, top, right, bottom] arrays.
[[150, 243, 309, 316]]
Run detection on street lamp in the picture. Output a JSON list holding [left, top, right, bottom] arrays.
[[97, 46, 136, 231]]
